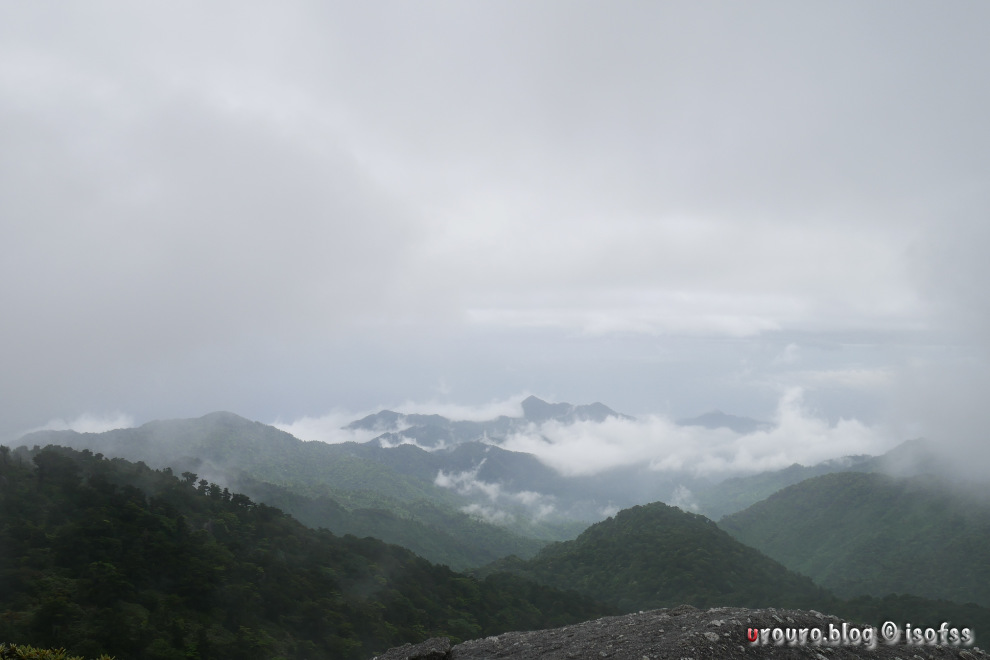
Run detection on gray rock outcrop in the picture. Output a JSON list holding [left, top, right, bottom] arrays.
[[373, 605, 987, 659]]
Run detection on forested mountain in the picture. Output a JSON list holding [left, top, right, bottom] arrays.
[[473, 501, 834, 612], [221, 472, 548, 571], [20, 412, 450, 505], [17, 410, 697, 557], [6, 442, 990, 659], [475, 498, 990, 634], [18, 413, 566, 568], [0, 445, 609, 660], [691, 455, 876, 520], [23, 408, 951, 574], [719, 471, 990, 606], [690, 438, 945, 521], [24, 407, 982, 620]]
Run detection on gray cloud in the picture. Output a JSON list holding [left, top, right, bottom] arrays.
[[1, 1, 988, 459], [889, 218, 990, 479]]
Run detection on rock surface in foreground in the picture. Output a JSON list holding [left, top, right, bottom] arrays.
[[374, 605, 988, 659]]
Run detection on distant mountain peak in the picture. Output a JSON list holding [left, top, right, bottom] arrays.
[[342, 396, 633, 448], [344, 410, 405, 431], [520, 396, 572, 422], [198, 411, 252, 423], [521, 396, 631, 424]]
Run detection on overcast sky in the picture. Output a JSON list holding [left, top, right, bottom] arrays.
[[3, 2, 989, 472]]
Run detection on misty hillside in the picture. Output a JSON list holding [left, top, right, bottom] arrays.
[[719, 471, 990, 606], [21, 411, 450, 504], [8, 442, 990, 658], [19, 406, 713, 552], [473, 501, 834, 612], [24, 406, 970, 588], [19, 412, 565, 569], [691, 454, 876, 520], [691, 438, 946, 521], [341, 437, 708, 524], [0, 444, 609, 660], [473, 498, 990, 635], [222, 472, 547, 571]]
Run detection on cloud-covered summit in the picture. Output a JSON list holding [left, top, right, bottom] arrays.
[[341, 395, 631, 450]]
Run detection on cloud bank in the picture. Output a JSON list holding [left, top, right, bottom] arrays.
[[498, 388, 895, 478], [1, 2, 986, 465], [271, 410, 382, 445]]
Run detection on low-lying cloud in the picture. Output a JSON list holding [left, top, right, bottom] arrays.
[[435, 460, 558, 523], [271, 410, 383, 444], [272, 397, 529, 444], [29, 412, 135, 435], [669, 484, 701, 512], [274, 390, 898, 481], [497, 388, 896, 478]]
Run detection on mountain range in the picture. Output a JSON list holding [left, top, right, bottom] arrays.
[[16, 398, 714, 566], [19, 411, 552, 570], [346, 395, 633, 449], [7, 397, 990, 658], [18, 401, 954, 569]]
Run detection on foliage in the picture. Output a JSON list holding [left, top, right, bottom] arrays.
[[692, 460, 869, 520], [473, 501, 835, 612], [224, 473, 548, 571], [471, 499, 990, 635], [719, 472, 990, 607], [839, 593, 990, 635], [0, 445, 609, 660], [0, 644, 112, 660], [19, 414, 574, 568]]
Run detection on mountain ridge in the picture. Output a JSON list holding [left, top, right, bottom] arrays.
[[18, 413, 558, 569], [345, 396, 634, 450], [719, 471, 990, 606], [0, 444, 610, 659]]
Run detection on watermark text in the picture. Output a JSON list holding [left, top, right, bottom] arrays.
[[747, 622, 974, 649]]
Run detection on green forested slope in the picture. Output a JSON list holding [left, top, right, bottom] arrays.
[[20, 413, 454, 505], [0, 445, 608, 660], [0, 644, 112, 660], [224, 474, 548, 570], [475, 501, 834, 612], [692, 459, 871, 521], [692, 439, 945, 521], [719, 471, 990, 606], [474, 499, 990, 635], [19, 414, 563, 568]]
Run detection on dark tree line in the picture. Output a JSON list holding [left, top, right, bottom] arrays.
[[0, 445, 608, 660]]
